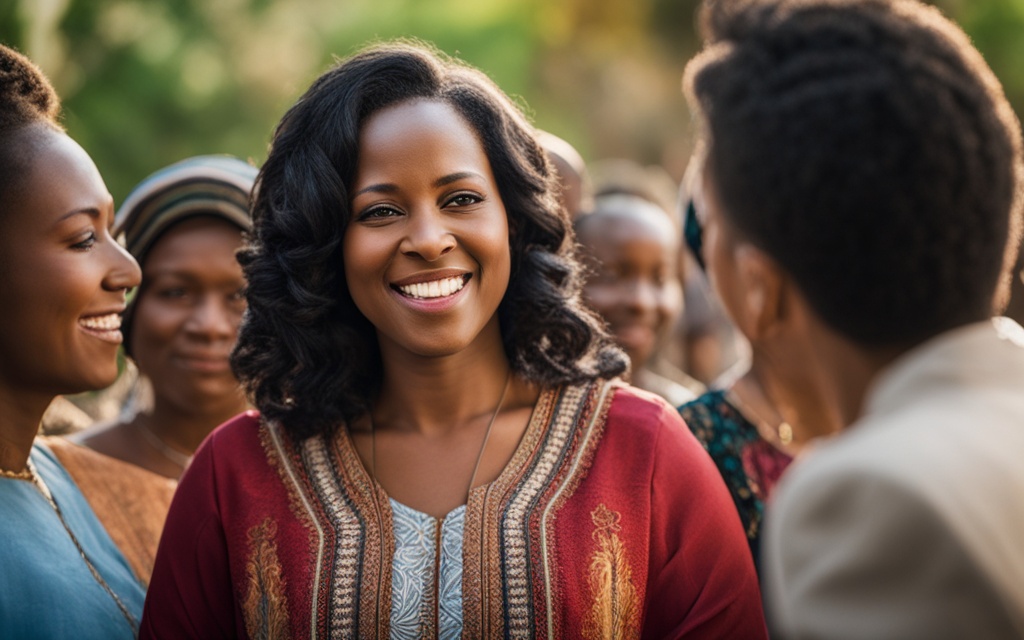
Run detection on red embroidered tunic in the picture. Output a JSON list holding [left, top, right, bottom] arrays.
[[140, 380, 767, 639]]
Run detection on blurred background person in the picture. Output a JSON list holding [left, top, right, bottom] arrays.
[[74, 155, 255, 480], [576, 186, 703, 405], [588, 157, 742, 388], [0, 43, 147, 637], [686, 0, 1024, 635], [538, 129, 592, 221]]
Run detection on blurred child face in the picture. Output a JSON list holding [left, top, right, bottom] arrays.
[[0, 127, 140, 396], [579, 196, 683, 370]]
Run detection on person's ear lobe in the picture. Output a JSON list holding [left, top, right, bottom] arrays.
[[735, 244, 785, 340]]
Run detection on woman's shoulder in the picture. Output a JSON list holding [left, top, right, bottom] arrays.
[[188, 410, 271, 470], [595, 381, 735, 486], [603, 381, 688, 443], [204, 409, 264, 446]]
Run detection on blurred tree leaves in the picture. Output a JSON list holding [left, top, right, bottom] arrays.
[[0, 0, 1020, 204]]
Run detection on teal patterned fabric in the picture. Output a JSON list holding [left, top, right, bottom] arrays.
[[390, 499, 465, 639], [678, 390, 793, 572]]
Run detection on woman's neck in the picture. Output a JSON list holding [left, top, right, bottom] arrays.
[[0, 388, 53, 472], [143, 393, 249, 453], [374, 325, 513, 435], [746, 354, 842, 446]]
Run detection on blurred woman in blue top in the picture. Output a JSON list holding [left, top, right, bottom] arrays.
[[0, 44, 145, 637]]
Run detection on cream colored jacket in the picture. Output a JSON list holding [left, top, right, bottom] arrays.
[[764, 318, 1024, 639]]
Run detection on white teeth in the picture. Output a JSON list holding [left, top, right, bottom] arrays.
[[79, 313, 121, 331], [398, 275, 466, 299]]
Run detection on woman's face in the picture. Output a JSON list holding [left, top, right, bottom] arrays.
[[130, 216, 247, 414], [0, 128, 140, 395], [579, 199, 682, 368], [344, 99, 511, 361]]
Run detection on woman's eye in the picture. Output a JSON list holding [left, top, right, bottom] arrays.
[[446, 193, 482, 208], [71, 232, 97, 250], [156, 288, 188, 300], [357, 205, 402, 221]]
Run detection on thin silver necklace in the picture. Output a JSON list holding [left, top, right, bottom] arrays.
[[135, 420, 193, 469], [371, 370, 512, 504]]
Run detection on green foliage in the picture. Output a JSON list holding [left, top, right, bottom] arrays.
[[0, 0, 1020, 202]]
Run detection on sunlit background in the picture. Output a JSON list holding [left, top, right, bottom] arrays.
[[4, 0, 1024, 314], [3, 0, 1020, 198]]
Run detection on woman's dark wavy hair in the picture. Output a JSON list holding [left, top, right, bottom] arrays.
[[232, 41, 626, 440], [684, 0, 1024, 347]]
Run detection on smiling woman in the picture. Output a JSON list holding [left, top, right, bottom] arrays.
[[141, 41, 768, 639], [0, 43, 148, 638], [74, 155, 256, 481]]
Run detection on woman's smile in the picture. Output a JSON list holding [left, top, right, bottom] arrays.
[[171, 353, 232, 374], [77, 310, 126, 344], [392, 273, 471, 300]]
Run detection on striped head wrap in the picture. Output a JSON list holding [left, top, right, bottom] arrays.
[[115, 155, 258, 358], [114, 154, 258, 260]]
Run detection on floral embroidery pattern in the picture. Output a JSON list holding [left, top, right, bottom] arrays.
[[582, 504, 639, 640], [243, 518, 291, 640]]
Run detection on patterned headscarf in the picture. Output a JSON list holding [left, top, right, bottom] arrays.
[[114, 155, 257, 258], [114, 155, 258, 357]]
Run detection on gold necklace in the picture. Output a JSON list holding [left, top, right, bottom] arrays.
[[726, 387, 794, 447], [0, 466, 33, 481], [135, 420, 193, 469], [371, 370, 512, 503], [27, 460, 140, 634]]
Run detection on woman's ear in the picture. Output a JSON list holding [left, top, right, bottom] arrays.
[[734, 244, 786, 341]]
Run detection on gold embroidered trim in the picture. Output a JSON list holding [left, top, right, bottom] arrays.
[[502, 382, 591, 639], [261, 421, 326, 639], [581, 504, 640, 640], [333, 428, 394, 639], [541, 379, 620, 639], [464, 383, 560, 639], [243, 518, 291, 640]]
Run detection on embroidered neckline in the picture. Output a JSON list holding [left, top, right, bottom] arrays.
[[336, 385, 553, 508]]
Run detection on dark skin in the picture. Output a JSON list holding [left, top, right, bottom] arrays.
[[700, 165, 900, 445], [343, 99, 538, 519], [578, 197, 682, 375], [0, 126, 140, 473], [75, 217, 250, 479]]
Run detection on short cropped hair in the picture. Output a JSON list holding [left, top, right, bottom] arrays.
[[685, 0, 1024, 346], [0, 44, 62, 211], [232, 41, 626, 440]]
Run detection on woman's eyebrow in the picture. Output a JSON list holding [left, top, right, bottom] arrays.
[[354, 183, 398, 197], [58, 206, 102, 222], [433, 171, 484, 187], [355, 171, 486, 197]]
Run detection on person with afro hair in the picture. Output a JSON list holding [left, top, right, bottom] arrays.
[[684, 0, 1024, 636]]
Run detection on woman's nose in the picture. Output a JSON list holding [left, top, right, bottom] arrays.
[[104, 234, 142, 293], [184, 296, 238, 340], [624, 278, 660, 315], [400, 210, 456, 262]]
